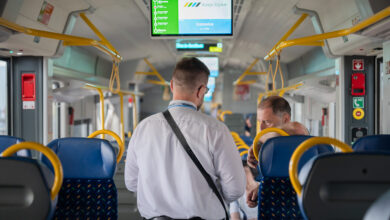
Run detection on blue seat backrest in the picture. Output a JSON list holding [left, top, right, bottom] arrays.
[[42, 137, 117, 219], [0, 135, 31, 157], [42, 137, 116, 179], [353, 135, 390, 153], [257, 136, 334, 220]]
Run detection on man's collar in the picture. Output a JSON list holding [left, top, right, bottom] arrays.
[[169, 100, 197, 109]]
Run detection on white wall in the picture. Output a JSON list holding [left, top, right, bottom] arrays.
[[381, 41, 390, 134]]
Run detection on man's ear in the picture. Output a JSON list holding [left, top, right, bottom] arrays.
[[170, 80, 174, 93], [283, 113, 291, 124]]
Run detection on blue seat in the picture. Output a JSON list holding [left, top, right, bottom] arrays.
[[257, 136, 334, 219], [42, 138, 118, 220], [0, 157, 55, 219], [353, 135, 390, 153], [298, 152, 390, 219], [0, 135, 31, 157]]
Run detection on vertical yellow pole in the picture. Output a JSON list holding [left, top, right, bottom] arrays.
[[118, 92, 125, 143], [96, 88, 105, 139]]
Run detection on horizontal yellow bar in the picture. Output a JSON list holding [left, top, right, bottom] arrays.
[[135, 71, 155, 75], [297, 41, 324, 47], [267, 14, 308, 57], [265, 6, 390, 60], [258, 82, 304, 97], [233, 58, 261, 85], [246, 72, 267, 75], [147, 79, 170, 86], [84, 83, 144, 96], [0, 17, 122, 61], [236, 80, 257, 85], [144, 58, 166, 82]]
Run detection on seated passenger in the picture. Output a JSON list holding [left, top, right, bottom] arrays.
[[245, 96, 309, 208], [124, 57, 245, 219]]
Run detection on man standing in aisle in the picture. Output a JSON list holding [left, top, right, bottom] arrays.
[[125, 57, 245, 220]]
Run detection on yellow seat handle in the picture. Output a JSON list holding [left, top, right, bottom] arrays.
[[289, 137, 353, 196], [1, 142, 64, 200], [252, 128, 289, 161], [88, 129, 124, 163], [220, 110, 232, 121]]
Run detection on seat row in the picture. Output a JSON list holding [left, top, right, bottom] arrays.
[[0, 130, 124, 220], [252, 131, 390, 220]]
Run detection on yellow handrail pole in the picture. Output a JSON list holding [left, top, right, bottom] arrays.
[[1, 142, 63, 200], [265, 6, 390, 60], [220, 110, 232, 122], [147, 80, 170, 86], [233, 58, 268, 85], [144, 58, 166, 83], [289, 137, 353, 196], [0, 17, 99, 45], [135, 59, 169, 86], [270, 13, 308, 54], [118, 92, 125, 143], [88, 129, 125, 163], [131, 94, 138, 130], [252, 128, 289, 161], [237, 146, 250, 150], [79, 13, 118, 55], [240, 151, 249, 157], [93, 87, 106, 139], [0, 17, 123, 61]]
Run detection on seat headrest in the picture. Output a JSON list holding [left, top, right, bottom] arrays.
[[42, 138, 116, 179], [0, 135, 31, 157], [0, 157, 52, 219], [298, 152, 390, 219], [259, 135, 334, 177], [353, 135, 390, 153]]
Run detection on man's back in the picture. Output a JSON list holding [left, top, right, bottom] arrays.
[[125, 101, 245, 219]]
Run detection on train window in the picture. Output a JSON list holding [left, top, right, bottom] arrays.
[[0, 60, 7, 135]]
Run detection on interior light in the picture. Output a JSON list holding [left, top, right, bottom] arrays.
[[16, 52, 23, 55], [9, 50, 14, 54]]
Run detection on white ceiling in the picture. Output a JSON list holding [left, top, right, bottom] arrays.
[[68, 0, 361, 69]]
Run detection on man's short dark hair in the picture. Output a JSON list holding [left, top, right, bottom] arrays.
[[172, 57, 210, 90], [258, 96, 291, 116]]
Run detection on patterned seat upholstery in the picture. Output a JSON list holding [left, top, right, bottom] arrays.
[[258, 177, 301, 219], [42, 138, 118, 220], [257, 136, 333, 219]]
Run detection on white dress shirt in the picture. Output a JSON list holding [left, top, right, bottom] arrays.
[[125, 100, 246, 219]]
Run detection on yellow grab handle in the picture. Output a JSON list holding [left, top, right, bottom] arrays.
[[1, 142, 63, 200], [88, 129, 124, 163], [289, 137, 353, 196], [240, 150, 248, 157], [220, 110, 232, 122], [237, 146, 250, 150], [252, 128, 289, 161]]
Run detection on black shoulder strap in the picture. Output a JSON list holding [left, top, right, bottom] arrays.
[[162, 110, 229, 220]]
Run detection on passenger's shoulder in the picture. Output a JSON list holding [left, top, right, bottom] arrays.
[[196, 112, 228, 130], [136, 112, 164, 128]]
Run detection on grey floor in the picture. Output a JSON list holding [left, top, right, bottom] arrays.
[[114, 162, 143, 220]]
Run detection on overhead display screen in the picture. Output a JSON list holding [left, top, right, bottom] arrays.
[[197, 57, 219, 77], [151, 0, 233, 36]]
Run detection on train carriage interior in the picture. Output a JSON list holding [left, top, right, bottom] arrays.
[[0, 0, 390, 219]]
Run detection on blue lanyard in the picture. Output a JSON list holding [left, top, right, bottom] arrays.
[[167, 103, 197, 111]]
